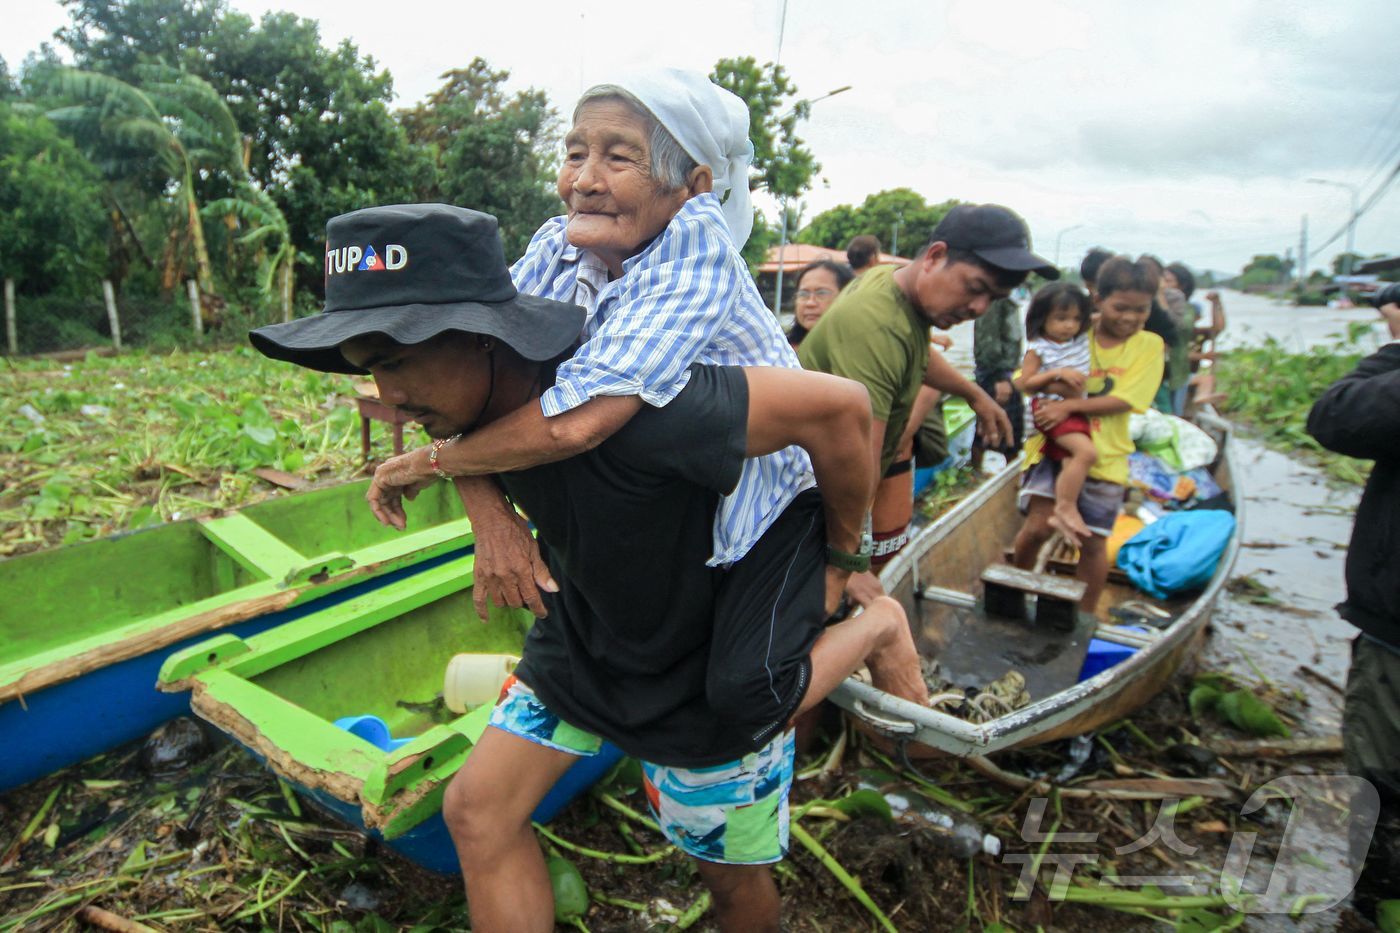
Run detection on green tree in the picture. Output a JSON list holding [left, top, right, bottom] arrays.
[[1332, 252, 1365, 276], [1238, 253, 1288, 289], [57, 0, 225, 80], [46, 65, 244, 300], [56, 0, 423, 300], [709, 56, 820, 200], [798, 189, 963, 256], [0, 106, 107, 295], [402, 59, 562, 259], [204, 181, 296, 320]]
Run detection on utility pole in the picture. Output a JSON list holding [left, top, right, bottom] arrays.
[[771, 85, 852, 313], [1307, 177, 1360, 276], [1298, 214, 1308, 286]]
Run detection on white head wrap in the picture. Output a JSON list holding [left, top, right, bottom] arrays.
[[604, 69, 755, 249]]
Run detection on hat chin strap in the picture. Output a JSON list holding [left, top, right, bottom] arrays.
[[452, 347, 496, 438]]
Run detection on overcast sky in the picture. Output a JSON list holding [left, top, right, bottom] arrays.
[[6, 0, 1398, 275]]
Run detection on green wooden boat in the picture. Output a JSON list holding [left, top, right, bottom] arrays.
[[0, 479, 474, 793], [157, 558, 622, 874]]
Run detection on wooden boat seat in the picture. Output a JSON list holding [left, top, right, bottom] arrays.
[[1002, 541, 1134, 586], [980, 564, 1086, 631]]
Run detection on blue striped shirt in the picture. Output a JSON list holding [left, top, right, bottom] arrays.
[[510, 193, 813, 566]]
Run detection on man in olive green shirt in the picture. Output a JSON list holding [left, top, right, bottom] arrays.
[[799, 204, 1055, 592]]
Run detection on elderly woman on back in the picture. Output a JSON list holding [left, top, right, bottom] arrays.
[[365, 71, 819, 610]]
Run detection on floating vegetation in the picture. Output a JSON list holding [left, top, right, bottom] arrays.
[[1216, 332, 1371, 485], [1, 348, 370, 557]]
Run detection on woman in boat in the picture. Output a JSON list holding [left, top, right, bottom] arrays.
[[363, 70, 832, 622], [787, 259, 854, 347]]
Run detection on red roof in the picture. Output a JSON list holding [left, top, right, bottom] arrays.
[[754, 243, 909, 273]]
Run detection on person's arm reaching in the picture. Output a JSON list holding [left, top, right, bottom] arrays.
[[922, 349, 1013, 449], [367, 223, 746, 518], [743, 367, 875, 613]]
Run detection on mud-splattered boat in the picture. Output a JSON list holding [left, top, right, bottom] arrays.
[[833, 411, 1241, 757], [156, 556, 621, 874], [0, 479, 474, 793]]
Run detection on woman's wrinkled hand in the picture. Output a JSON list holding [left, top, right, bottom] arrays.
[[470, 508, 559, 620], [366, 447, 436, 530]]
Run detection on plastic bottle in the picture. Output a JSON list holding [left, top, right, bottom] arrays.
[[881, 786, 1002, 857], [918, 804, 1002, 857], [443, 652, 519, 713]]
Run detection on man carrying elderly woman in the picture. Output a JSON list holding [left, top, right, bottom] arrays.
[[357, 71, 927, 930]]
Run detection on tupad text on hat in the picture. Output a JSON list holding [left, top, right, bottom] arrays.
[[326, 243, 408, 276]]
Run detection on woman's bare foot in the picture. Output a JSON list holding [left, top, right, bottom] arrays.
[[862, 596, 929, 705], [1048, 503, 1091, 548]]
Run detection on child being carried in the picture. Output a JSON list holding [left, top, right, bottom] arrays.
[[1014, 283, 1096, 545]]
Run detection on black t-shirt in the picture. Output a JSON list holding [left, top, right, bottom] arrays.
[[503, 365, 759, 766]]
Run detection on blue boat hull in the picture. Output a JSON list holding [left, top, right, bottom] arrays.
[[284, 743, 625, 876], [0, 549, 471, 795]]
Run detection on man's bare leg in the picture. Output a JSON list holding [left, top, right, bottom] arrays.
[[1045, 433, 1096, 547], [694, 860, 780, 933], [442, 725, 580, 932], [798, 595, 928, 711]]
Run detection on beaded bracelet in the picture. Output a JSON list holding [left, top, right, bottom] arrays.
[[429, 434, 462, 480]]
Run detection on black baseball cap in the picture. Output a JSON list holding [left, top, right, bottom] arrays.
[[249, 204, 585, 374], [931, 204, 1059, 279]]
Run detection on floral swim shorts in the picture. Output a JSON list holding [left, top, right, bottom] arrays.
[[489, 678, 796, 864]]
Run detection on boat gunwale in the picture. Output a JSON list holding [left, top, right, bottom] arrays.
[[831, 414, 1242, 756], [0, 508, 475, 706]]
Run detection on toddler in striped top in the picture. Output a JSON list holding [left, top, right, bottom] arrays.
[[1014, 283, 1097, 545]]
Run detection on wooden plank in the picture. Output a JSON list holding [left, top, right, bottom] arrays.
[[186, 279, 203, 336], [1207, 735, 1342, 759], [199, 511, 307, 579], [982, 564, 1087, 603], [252, 467, 307, 490], [101, 279, 122, 351], [4, 278, 15, 355]]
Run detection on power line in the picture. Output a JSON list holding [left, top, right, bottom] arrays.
[[1346, 90, 1400, 179], [1310, 159, 1400, 261], [1355, 132, 1400, 199]]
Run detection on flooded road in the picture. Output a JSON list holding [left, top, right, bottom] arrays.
[[1205, 437, 1358, 733]]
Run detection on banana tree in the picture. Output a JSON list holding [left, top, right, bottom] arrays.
[[47, 65, 243, 305], [204, 183, 297, 321]]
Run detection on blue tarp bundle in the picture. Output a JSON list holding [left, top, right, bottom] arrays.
[[1116, 510, 1236, 599]]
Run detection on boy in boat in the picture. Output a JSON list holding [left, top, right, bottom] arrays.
[[1009, 255, 1164, 613], [249, 204, 928, 933]]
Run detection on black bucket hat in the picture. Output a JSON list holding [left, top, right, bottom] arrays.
[[249, 204, 585, 374], [932, 204, 1060, 279]]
